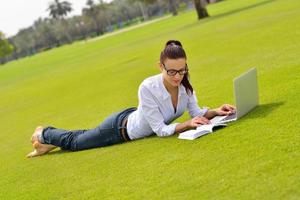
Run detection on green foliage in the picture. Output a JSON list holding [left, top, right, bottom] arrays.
[[0, 0, 299, 199], [0, 31, 14, 58]]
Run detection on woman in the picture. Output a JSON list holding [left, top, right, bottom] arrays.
[[27, 40, 235, 158]]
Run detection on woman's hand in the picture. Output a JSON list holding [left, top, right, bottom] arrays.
[[215, 104, 236, 116], [176, 116, 210, 134], [186, 116, 210, 129]]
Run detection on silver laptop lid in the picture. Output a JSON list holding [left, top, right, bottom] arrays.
[[234, 68, 259, 119]]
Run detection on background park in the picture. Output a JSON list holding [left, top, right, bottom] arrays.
[[0, 0, 299, 199]]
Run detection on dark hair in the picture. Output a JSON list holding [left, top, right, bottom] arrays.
[[160, 40, 193, 95]]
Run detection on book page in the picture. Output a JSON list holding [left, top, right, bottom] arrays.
[[178, 123, 227, 140], [178, 125, 213, 140]]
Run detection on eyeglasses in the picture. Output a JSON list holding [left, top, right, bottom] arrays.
[[162, 63, 188, 76]]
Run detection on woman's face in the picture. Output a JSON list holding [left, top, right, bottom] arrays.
[[160, 58, 187, 88]]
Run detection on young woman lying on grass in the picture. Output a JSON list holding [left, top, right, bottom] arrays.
[[27, 40, 235, 158]]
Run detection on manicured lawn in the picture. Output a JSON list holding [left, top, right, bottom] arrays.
[[0, 0, 299, 199]]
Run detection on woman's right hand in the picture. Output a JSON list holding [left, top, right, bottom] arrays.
[[186, 116, 210, 129]]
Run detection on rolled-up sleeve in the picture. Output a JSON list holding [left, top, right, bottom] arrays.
[[139, 85, 179, 137], [187, 91, 208, 118]]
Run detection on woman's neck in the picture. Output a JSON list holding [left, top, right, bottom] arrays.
[[163, 79, 178, 94]]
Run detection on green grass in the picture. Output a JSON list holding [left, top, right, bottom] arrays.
[[1, 0, 300, 199]]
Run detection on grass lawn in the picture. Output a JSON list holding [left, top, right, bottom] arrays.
[[0, 0, 299, 199]]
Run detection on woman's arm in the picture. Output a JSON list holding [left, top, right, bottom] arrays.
[[174, 103, 236, 134]]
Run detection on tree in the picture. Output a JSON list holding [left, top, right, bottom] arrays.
[[167, 0, 178, 16], [193, 0, 209, 19], [47, 0, 73, 43], [10, 28, 36, 57], [83, 0, 104, 35], [0, 31, 14, 59], [47, 0, 73, 19], [33, 18, 59, 49], [129, 0, 157, 20]]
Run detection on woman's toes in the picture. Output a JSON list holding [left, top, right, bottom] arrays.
[[27, 141, 56, 158], [27, 150, 40, 158]]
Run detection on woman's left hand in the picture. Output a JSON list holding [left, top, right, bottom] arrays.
[[215, 104, 236, 116]]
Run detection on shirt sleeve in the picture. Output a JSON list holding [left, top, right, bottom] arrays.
[[187, 91, 208, 118], [138, 85, 179, 137]]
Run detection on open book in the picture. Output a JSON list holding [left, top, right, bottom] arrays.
[[178, 121, 227, 140]]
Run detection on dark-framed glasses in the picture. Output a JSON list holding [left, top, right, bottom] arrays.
[[162, 63, 188, 76]]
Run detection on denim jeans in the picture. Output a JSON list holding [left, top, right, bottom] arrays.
[[41, 107, 137, 151]]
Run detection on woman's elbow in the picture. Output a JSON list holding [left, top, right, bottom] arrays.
[[154, 128, 172, 137]]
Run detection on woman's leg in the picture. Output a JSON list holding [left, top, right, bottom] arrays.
[[27, 126, 57, 158], [27, 108, 135, 158], [40, 111, 124, 151]]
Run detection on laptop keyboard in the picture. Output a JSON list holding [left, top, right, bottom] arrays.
[[221, 113, 237, 121]]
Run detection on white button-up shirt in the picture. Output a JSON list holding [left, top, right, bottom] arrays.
[[127, 74, 208, 140]]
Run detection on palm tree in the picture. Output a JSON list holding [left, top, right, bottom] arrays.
[[47, 0, 73, 19], [47, 0, 73, 43], [86, 0, 94, 8], [82, 0, 106, 35]]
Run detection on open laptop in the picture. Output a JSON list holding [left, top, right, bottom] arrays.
[[210, 67, 259, 124]]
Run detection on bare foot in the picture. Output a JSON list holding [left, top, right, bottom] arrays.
[[27, 126, 57, 158], [30, 126, 43, 144], [27, 141, 57, 158]]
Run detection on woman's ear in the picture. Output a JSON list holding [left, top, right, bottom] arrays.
[[157, 62, 163, 72]]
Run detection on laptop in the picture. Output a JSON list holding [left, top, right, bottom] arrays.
[[210, 67, 259, 124]]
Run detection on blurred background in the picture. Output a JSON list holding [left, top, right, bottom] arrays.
[[0, 0, 220, 64]]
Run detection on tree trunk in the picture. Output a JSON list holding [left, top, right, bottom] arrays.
[[168, 0, 178, 16], [61, 18, 72, 43], [93, 16, 101, 35], [138, 2, 148, 21], [194, 0, 209, 19]]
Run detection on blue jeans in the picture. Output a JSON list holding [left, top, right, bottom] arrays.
[[41, 107, 136, 151]]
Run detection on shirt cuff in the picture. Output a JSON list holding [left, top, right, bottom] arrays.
[[200, 107, 209, 117], [160, 123, 180, 137]]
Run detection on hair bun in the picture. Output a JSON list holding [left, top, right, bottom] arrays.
[[165, 40, 183, 48]]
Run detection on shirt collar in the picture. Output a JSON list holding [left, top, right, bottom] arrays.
[[179, 84, 186, 96], [159, 74, 186, 100]]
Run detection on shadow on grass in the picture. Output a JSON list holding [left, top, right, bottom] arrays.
[[208, 0, 276, 21], [44, 149, 70, 156], [43, 138, 132, 157], [175, 0, 277, 32], [240, 101, 285, 120]]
